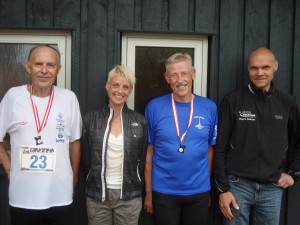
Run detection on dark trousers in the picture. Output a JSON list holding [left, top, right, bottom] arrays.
[[10, 204, 72, 225], [152, 191, 209, 225]]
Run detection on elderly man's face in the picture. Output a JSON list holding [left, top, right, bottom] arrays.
[[164, 60, 195, 102], [25, 47, 61, 91]]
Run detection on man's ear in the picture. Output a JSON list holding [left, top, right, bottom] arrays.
[[274, 60, 279, 72], [57, 64, 62, 73], [191, 68, 196, 80], [164, 72, 170, 84], [24, 62, 31, 74]]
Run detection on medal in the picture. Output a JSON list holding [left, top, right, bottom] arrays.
[[171, 94, 194, 153], [178, 144, 186, 153], [30, 85, 54, 145], [34, 136, 43, 145]]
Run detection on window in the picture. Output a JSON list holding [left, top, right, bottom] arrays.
[[121, 33, 208, 114]]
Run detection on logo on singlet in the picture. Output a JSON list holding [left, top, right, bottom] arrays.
[[55, 112, 65, 143]]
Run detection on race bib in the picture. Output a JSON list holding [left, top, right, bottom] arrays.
[[20, 146, 56, 173]]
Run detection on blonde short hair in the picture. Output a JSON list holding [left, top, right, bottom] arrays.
[[107, 65, 136, 87]]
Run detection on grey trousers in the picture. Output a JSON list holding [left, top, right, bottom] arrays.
[[86, 189, 142, 225]]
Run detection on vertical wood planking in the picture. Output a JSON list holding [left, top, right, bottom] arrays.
[[85, 0, 108, 112], [187, 0, 195, 32], [269, 0, 294, 93], [0, 0, 26, 26], [27, 0, 54, 26], [244, 0, 269, 50], [292, 0, 300, 103], [134, 0, 142, 30], [195, 0, 217, 33], [169, 0, 190, 31], [115, 0, 135, 30], [0, 0, 5, 25], [79, 0, 89, 115], [218, 0, 245, 104], [141, 0, 163, 30], [244, 0, 269, 83]]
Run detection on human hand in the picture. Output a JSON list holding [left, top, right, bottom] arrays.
[[276, 173, 294, 189], [219, 192, 239, 220], [144, 193, 153, 214]]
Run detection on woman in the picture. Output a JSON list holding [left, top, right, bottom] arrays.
[[82, 65, 148, 225]]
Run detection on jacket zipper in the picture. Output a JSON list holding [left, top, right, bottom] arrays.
[[101, 109, 113, 202], [257, 97, 265, 180], [120, 108, 124, 199], [137, 160, 141, 182]]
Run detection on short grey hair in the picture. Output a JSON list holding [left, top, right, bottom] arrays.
[[165, 53, 194, 72]]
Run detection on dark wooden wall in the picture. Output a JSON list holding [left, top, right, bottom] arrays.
[[1, 0, 300, 225]]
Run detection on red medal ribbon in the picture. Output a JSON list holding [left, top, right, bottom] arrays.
[[171, 94, 194, 143], [30, 85, 54, 134]]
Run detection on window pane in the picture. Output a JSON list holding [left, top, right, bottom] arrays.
[[0, 44, 35, 100], [134, 46, 194, 114]]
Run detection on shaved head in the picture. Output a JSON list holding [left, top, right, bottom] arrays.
[[248, 47, 276, 65]]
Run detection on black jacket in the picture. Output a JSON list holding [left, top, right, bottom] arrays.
[[214, 83, 300, 193], [82, 105, 148, 201]]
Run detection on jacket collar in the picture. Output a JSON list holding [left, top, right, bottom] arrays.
[[104, 103, 128, 114], [248, 82, 274, 98]]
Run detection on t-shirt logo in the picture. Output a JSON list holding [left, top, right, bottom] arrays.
[[194, 116, 204, 129], [238, 111, 256, 121], [56, 112, 65, 143]]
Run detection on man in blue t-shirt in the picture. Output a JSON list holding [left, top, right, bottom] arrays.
[[144, 53, 218, 225]]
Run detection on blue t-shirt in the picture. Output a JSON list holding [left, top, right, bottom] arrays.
[[145, 94, 218, 195]]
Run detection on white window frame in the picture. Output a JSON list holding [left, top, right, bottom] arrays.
[[121, 33, 208, 110], [0, 29, 72, 89]]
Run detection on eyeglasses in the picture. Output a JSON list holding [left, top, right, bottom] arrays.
[[168, 71, 191, 80]]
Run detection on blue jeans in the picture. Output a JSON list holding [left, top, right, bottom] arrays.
[[224, 175, 283, 225]]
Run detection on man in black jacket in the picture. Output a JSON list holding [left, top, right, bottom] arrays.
[[214, 47, 300, 225]]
